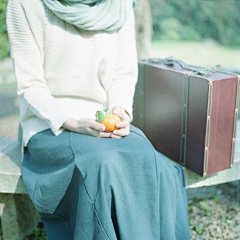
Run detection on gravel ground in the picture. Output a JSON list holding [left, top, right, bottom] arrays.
[[187, 183, 240, 240]]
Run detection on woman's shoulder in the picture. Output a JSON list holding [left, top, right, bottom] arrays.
[[7, 0, 47, 52], [7, 0, 47, 32], [7, 0, 47, 21], [8, 0, 45, 8]]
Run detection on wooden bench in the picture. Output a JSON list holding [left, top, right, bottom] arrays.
[[1, 121, 240, 239]]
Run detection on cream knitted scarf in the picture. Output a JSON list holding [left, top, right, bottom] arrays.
[[43, 0, 136, 31]]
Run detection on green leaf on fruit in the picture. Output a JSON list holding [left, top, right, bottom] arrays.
[[95, 110, 109, 122]]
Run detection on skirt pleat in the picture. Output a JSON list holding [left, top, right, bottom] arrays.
[[22, 125, 190, 240]]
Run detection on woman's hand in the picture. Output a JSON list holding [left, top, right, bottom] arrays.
[[111, 105, 131, 139], [62, 117, 112, 138]]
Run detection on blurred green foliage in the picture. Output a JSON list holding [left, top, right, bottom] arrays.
[[0, 0, 9, 60], [150, 0, 240, 46]]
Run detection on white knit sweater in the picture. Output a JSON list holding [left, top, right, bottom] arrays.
[[6, 0, 138, 147]]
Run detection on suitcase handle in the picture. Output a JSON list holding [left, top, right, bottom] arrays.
[[164, 58, 189, 69], [148, 57, 189, 68], [148, 58, 221, 76]]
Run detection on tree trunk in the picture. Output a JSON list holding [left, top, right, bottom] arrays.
[[134, 0, 153, 59]]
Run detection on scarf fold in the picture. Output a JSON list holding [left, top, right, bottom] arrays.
[[43, 0, 137, 31]]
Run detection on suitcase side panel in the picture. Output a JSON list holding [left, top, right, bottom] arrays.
[[144, 66, 184, 163], [207, 77, 238, 175], [186, 77, 209, 176]]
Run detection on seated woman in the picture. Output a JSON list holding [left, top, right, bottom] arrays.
[[6, 0, 191, 239]]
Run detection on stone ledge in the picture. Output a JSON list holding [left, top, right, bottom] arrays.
[[0, 137, 26, 194], [185, 161, 240, 188], [0, 175, 27, 194]]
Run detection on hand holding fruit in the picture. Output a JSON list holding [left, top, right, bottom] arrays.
[[62, 117, 112, 138], [95, 110, 121, 132], [62, 105, 130, 138], [95, 105, 130, 139]]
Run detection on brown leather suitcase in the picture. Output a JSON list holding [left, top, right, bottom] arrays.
[[132, 58, 240, 176]]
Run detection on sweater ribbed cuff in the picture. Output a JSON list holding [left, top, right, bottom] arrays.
[[50, 113, 76, 136]]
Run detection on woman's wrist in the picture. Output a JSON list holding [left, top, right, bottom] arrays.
[[62, 117, 79, 132]]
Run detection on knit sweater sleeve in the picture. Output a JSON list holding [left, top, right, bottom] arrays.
[[107, 8, 138, 120], [6, 0, 74, 135]]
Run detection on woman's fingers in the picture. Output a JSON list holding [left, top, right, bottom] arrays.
[[81, 126, 111, 138], [112, 125, 130, 138], [113, 106, 131, 127], [112, 105, 125, 120], [86, 119, 105, 132], [73, 118, 106, 137], [111, 134, 122, 139], [98, 131, 112, 138], [115, 111, 131, 130], [116, 117, 130, 128], [112, 105, 131, 138], [86, 119, 117, 138]]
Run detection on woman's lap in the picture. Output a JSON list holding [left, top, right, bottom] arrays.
[[22, 125, 190, 239], [24, 127, 157, 216]]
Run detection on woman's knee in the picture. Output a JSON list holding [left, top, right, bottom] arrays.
[[27, 130, 74, 168]]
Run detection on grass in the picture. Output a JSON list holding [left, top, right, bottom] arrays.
[[150, 40, 240, 71], [24, 222, 47, 240]]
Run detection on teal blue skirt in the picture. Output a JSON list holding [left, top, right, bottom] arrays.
[[22, 125, 190, 240]]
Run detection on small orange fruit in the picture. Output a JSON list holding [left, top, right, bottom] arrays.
[[101, 114, 121, 132], [95, 110, 121, 132]]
